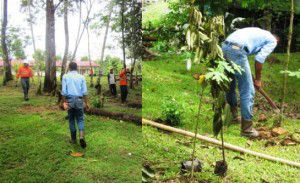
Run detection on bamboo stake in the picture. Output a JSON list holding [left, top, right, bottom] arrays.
[[142, 119, 300, 168]]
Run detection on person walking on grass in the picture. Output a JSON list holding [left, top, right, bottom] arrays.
[[108, 69, 117, 97], [16, 60, 34, 101], [119, 67, 129, 103], [222, 27, 279, 138], [61, 62, 90, 148]]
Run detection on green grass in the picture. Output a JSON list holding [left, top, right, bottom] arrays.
[[0, 79, 142, 182], [142, 52, 300, 182]]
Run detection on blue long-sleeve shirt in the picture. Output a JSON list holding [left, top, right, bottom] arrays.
[[226, 27, 277, 63], [62, 71, 87, 97]]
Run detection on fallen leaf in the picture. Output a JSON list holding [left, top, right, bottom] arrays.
[[265, 140, 277, 147], [70, 152, 84, 157], [260, 131, 272, 139], [258, 113, 267, 122], [271, 127, 288, 136], [281, 139, 297, 146]]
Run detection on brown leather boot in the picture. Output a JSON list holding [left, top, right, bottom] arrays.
[[230, 106, 241, 124], [241, 119, 259, 138], [79, 131, 86, 148]]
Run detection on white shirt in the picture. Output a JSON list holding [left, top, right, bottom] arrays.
[[109, 73, 115, 84]]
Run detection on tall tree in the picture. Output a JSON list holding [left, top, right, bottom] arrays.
[[1, 0, 12, 85], [70, 0, 95, 61], [61, 0, 69, 81], [280, 0, 294, 125], [121, 0, 126, 68], [44, 0, 63, 93], [96, 0, 114, 94]]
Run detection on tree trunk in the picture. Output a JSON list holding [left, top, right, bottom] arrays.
[[28, 5, 36, 52], [279, 0, 294, 125], [121, 0, 126, 68], [129, 59, 136, 89], [44, 0, 56, 93], [87, 25, 93, 87], [61, 0, 69, 81], [96, 0, 114, 95], [1, 0, 12, 85], [71, 0, 95, 61]]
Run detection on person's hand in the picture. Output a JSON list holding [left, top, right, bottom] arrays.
[[85, 103, 91, 111], [63, 102, 69, 110], [254, 79, 262, 90]]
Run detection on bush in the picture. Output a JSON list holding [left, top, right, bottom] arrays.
[[161, 98, 183, 126], [91, 97, 102, 108]]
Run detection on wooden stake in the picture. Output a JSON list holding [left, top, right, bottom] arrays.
[[142, 119, 300, 168]]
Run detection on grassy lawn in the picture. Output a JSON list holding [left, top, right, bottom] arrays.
[[142, 53, 300, 182], [0, 78, 142, 182]]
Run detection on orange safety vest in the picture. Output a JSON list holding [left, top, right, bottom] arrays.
[[119, 70, 127, 86], [16, 66, 33, 79]]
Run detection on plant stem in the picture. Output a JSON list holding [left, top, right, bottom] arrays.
[[191, 86, 205, 178], [221, 124, 225, 162]]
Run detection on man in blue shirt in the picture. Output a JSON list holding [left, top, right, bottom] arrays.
[[62, 62, 90, 148], [222, 27, 278, 138]]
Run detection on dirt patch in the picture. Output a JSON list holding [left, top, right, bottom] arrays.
[[256, 127, 300, 147], [19, 105, 59, 113]]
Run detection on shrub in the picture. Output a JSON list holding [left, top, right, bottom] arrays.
[[91, 97, 102, 108], [161, 97, 183, 126]]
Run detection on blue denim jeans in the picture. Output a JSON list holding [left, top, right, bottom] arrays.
[[222, 43, 255, 121], [21, 78, 30, 96], [67, 97, 84, 134]]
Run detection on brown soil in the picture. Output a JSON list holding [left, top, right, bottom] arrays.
[[214, 160, 228, 177]]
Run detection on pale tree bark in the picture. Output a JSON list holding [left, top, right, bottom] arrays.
[[28, 4, 36, 52], [61, 0, 69, 81], [44, 0, 57, 93], [280, 0, 294, 125], [96, 0, 114, 95], [71, 0, 95, 61], [121, 0, 126, 68], [2, 0, 12, 85], [87, 24, 94, 87], [129, 59, 136, 89]]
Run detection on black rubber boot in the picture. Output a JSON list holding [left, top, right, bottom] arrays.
[[79, 131, 86, 148], [69, 131, 77, 144]]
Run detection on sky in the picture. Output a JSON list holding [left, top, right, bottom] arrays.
[[1, 0, 123, 61]]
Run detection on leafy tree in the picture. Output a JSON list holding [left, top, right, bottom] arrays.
[[33, 49, 46, 94], [80, 55, 89, 61], [1, 0, 12, 85]]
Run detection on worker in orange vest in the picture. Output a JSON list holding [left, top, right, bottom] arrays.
[[16, 60, 34, 101], [119, 67, 129, 103]]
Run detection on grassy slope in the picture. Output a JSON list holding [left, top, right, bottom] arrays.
[[142, 53, 300, 182], [0, 79, 142, 182]]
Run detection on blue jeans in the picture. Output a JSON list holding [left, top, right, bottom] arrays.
[[222, 43, 255, 121], [67, 97, 85, 134], [21, 78, 30, 96]]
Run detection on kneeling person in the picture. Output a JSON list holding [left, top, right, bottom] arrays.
[[62, 62, 90, 148]]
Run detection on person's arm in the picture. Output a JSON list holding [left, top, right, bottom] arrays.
[[61, 76, 69, 110], [81, 78, 90, 110], [254, 61, 263, 90]]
